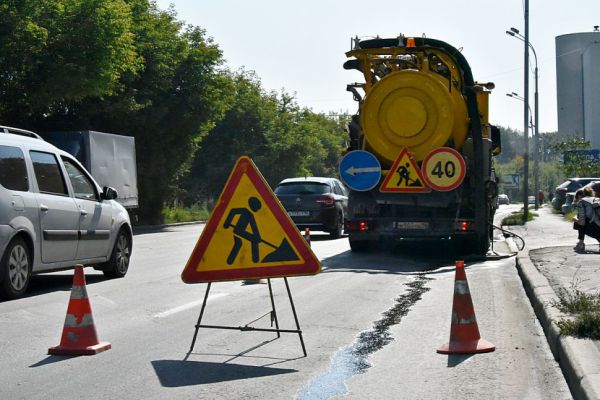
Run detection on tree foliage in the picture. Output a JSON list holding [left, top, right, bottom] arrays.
[[0, 0, 139, 121], [0, 0, 231, 223], [0, 1, 347, 223], [183, 71, 347, 207]]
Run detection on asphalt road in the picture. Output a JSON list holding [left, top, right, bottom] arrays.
[[0, 208, 573, 399]]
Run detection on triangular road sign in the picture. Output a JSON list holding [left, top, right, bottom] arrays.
[[182, 156, 321, 283], [380, 147, 429, 192]]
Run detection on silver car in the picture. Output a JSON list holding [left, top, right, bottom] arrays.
[[0, 126, 132, 300]]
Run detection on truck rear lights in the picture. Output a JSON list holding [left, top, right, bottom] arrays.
[[345, 220, 372, 232], [455, 220, 474, 232], [316, 195, 335, 207]]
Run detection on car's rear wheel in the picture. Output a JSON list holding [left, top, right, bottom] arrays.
[[329, 212, 344, 239], [103, 229, 131, 279], [0, 237, 32, 300]]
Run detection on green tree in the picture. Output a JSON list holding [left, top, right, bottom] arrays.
[[551, 136, 600, 177], [184, 71, 347, 206], [1, 1, 231, 223], [0, 0, 139, 123]]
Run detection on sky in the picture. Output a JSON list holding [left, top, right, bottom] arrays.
[[155, 0, 600, 134]]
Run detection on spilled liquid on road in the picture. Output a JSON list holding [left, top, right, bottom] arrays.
[[297, 275, 432, 399]]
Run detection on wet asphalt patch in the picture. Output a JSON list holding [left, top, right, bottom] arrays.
[[297, 275, 432, 399]]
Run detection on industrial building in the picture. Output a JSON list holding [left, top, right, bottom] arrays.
[[556, 28, 600, 148]]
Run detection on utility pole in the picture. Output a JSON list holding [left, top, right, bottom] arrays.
[[534, 62, 539, 210], [506, 26, 539, 211], [522, 0, 530, 223]]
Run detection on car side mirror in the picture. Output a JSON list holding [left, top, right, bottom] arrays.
[[102, 186, 118, 201]]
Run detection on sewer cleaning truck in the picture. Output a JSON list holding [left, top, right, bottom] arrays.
[[340, 36, 501, 255]]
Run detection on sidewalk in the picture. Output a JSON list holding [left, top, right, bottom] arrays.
[[506, 205, 600, 400]]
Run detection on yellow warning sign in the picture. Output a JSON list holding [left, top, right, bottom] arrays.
[[379, 147, 429, 192], [182, 156, 320, 283]]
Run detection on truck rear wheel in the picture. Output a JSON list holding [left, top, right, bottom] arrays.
[[349, 239, 370, 252], [457, 235, 490, 256]]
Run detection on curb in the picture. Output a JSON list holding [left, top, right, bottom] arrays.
[[132, 220, 205, 234], [508, 238, 600, 400]]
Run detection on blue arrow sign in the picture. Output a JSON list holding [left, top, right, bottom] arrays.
[[339, 150, 382, 191]]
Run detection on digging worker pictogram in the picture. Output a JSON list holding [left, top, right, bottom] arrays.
[[396, 162, 422, 187], [223, 196, 263, 265]]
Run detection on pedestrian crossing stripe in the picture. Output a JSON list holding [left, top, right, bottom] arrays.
[[181, 156, 321, 283], [379, 147, 430, 193]]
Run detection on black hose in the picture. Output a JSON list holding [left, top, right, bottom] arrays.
[[491, 223, 525, 251]]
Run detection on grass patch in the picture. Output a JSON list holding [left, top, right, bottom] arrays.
[[162, 205, 210, 223], [501, 211, 538, 225], [552, 287, 600, 340], [563, 209, 576, 222]]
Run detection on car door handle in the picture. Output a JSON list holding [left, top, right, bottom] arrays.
[[80, 209, 88, 216], [40, 204, 49, 212]]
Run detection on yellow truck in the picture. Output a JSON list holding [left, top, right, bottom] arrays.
[[341, 36, 501, 255]]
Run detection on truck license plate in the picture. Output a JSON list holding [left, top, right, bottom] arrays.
[[288, 211, 310, 217], [394, 222, 429, 229]]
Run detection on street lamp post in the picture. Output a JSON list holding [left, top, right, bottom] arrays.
[[506, 0, 531, 224], [507, 26, 539, 211]]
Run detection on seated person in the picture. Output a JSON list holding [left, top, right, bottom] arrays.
[[573, 187, 600, 252]]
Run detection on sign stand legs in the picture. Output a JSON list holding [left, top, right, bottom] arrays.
[[187, 278, 306, 357], [267, 279, 281, 338]]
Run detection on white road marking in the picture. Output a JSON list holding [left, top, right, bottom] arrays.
[[153, 293, 229, 318]]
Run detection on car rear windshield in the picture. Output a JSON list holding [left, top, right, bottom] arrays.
[[275, 182, 331, 195]]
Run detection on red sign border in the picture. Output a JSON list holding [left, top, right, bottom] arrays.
[[181, 156, 320, 283], [421, 147, 466, 192], [379, 147, 430, 193]]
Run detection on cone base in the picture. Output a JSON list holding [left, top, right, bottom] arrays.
[[436, 338, 495, 354], [48, 341, 111, 356]]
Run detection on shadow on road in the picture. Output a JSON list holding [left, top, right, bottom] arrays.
[[320, 239, 508, 275], [446, 354, 475, 367], [320, 242, 464, 275], [17, 272, 107, 300], [151, 359, 297, 387], [30, 354, 78, 368]]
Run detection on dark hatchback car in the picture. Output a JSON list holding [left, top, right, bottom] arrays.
[[552, 178, 598, 211], [274, 177, 348, 238]]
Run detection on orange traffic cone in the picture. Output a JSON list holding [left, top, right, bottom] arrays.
[[437, 261, 495, 354], [304, 228, 311, 246], [48, 265, 111, 356]]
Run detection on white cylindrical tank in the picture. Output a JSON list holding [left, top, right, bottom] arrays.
[[556, 31, 600, 148]]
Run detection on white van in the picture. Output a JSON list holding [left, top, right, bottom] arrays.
[[0, 126, 132, 300]]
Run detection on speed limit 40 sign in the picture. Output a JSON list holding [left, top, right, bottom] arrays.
[[421, 147, 466, 192]]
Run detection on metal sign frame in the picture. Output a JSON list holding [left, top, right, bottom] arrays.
[[187, 278, 307, 357]]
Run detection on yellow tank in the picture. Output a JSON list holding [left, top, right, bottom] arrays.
[[361, 69, 468, 165], [346, 40, 473, 166]]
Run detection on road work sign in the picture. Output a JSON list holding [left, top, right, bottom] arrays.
[[379, 147, 429, 193], [181, 156, 320, 283], [421, 147, 466, 192]]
